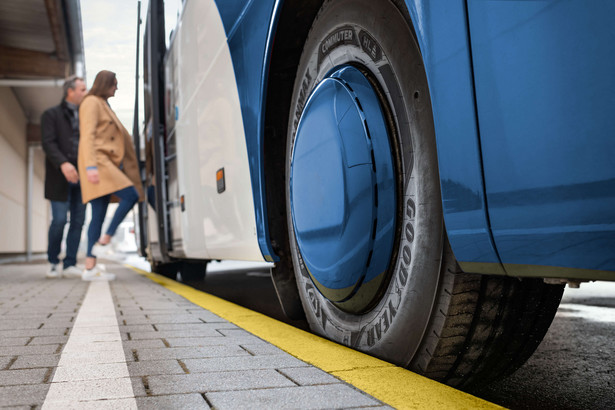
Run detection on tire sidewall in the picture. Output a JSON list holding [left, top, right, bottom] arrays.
[[286, 0, 444, 365]]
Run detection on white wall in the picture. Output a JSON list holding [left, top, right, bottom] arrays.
[[0, 87, 48, 254]]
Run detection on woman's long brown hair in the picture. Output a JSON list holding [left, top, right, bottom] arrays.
[[87, 70, 116, 99]]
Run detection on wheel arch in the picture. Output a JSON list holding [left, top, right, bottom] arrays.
[[262, 0, 324, 320]]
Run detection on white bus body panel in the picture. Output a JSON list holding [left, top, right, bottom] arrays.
[[169, 0, 264, 262]]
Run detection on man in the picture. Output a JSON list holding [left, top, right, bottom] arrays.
[[41, 76, 88, 278]]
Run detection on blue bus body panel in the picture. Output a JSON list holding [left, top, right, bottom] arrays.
[[213, 0, 614, 273], [402, 0, 503, 270], [467, 0, 615, 272]]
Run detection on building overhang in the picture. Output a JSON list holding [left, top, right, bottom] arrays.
[[0, 0, 84, 126]]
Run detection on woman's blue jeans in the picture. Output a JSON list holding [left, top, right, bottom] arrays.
[[86, 186, 139, 257]]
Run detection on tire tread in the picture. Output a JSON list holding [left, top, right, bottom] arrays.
[[411, 242, 565, 388]]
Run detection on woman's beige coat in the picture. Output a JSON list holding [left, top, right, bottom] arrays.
[[78, 95, 144, 204]]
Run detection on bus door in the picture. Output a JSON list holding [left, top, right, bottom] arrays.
[[143, 0, 175, 262]]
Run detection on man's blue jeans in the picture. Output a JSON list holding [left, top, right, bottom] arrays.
[[48, 183, 86, 268]]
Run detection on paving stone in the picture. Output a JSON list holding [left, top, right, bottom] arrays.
[[43, 398, 139, 409], [70, 325, 120, 335], [240, 343, 286, 356], [123, 308, 187, 315], [0, 356, 15, 369], [118, 324, 158, 333], [183, 355, 307, 373], [57, 349, 132, 365], [127, 329, 224, 339], [133, 304, 176, 311], [115, 306, 144, 312], [40, 320, 76, 329], [278, 367, 343, 386], [118, 317, 151, 325], [217, 328, 260, 338], [131, 377, 147, 397], [51, 304, 83, 311], [0, 384, 50, 407], [186, 308, 208, 314], [47, 313, 78, 319], [116, 316, 149, 325], [19, 306, 55, 313], [0, 337, 30, 346], [121, 339, 167, 349], [2, 328, 69, 338], [1, 314, 48, 320], [165, 336, 261, 347], [127, 359, 185, 376], [2, 311, 47, 317], [126, 314, 204, 325], [136, 345, 249, 361], [136, 304, 188, 310], [116, 311, 148, 318], [66, 332, 121, 343], [154, 323, 238, 332], [0, 368, 48, 385], [205, 384, 382, 409], [191, 311, 226, 323], [1, 344, 60, 355], [44, 378, 136, 402], [136, 393, 209, 409], [52, 362, 129, 382], [63, 340, 124, 353], [30, 335, 71, 345], [147, 369, 295, 395], [0, 320, 44, 330], [11, 354, 61, 369]]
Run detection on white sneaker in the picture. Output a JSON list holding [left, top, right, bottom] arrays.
[[91, 244, 111, 257], [46, 264, 61, 279], [82, 268, 116, 281], [62, 265, 83, 278]]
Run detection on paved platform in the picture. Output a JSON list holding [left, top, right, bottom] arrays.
[[0, 261, 494, 409]]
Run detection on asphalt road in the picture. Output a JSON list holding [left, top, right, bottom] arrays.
[[182, 262, 615, 409], [467, 281, 615, 409]]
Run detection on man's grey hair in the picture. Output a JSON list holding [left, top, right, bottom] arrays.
[[63, 75, 84, 98]]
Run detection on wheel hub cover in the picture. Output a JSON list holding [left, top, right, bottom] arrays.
[[290, 66, 396, 306]]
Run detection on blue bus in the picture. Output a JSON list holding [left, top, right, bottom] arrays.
[[139, 0, 615, 388]]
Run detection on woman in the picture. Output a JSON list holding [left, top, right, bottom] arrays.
[[78, 70, 144, 280]]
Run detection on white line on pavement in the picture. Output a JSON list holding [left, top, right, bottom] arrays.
[[42, 280, 137, 409]]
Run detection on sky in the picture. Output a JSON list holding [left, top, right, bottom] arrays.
[[80, 0, 181, 131]]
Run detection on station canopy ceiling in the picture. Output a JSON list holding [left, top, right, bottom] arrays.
[[0, 0, 83, 125]]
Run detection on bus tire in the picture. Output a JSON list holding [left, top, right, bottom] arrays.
[[179, 261, 207, 282], [285, 0, 564, 388], [151, 260, 179, 280]]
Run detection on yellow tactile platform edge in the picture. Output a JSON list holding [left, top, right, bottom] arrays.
[[128, 266, 501, 409]]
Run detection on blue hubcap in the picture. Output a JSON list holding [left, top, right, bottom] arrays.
[[290, 66, 396, 307]]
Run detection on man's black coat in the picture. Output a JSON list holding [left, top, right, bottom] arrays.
[[41, 100, 79, 201]]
